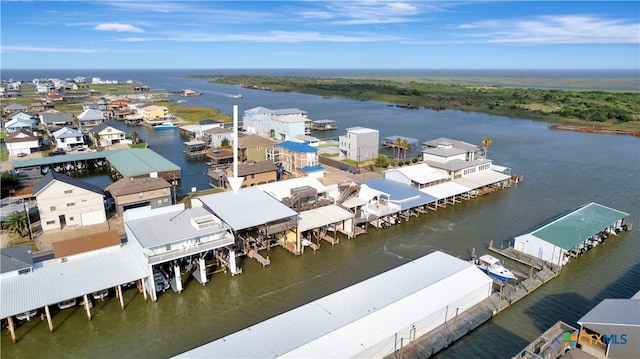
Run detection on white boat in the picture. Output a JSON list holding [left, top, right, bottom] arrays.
[[176, 100, 186, 103], [154, 122, 178, 130], [233, 93, 243, 99], [471, 254, 516, 282], [91, 289, 109, 301], [16, 309, 38, 321], [58, 298, 77, 310]]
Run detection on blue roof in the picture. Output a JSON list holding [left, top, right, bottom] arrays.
[[364, 178, 437, 210], [298, 165, 324, 173], [277, 141, 317, 153]]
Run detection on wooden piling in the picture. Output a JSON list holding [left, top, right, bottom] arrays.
[[7, 316, 16, 343], [84, 294, 91, 320], [117, 285, 124, 310], [45, 305, 54, 332]]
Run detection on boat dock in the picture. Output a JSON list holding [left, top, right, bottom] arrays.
[[387, 250, 559, 359]]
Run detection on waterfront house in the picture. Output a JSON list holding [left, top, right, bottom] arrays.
[[33, 171, 107, 231], [4, 129, 39, 156], [77, 108, 105, 130], [52, 127, 84, 150], [270, 114, 308, 141], [243, 106, 308, 136], [123, 204, 236, 301], [40, 111, 74, 131], [208, 160, 278, 190], [513, 203, 629, 267], [90, 123, 126, 148], [339, 126, 379, 163], [106, 177, 173, 216], [383, 163, 450, 189], [5, 112, 37, 133], [0, 246, 33, 280], [238, 133, 277, 162], [30, 98, 55, 112], [204, 127, 233, 148], [139, 104, 169, 123], [273, 141, 323, 178]]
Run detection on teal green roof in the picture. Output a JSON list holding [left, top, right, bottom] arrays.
[[13, 150, 119, 168], [106, 148, 180, 177], [531, 203, 629, 250]]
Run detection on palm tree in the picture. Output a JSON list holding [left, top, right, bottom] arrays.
[[129, 131, 139, 144], [393, 137, 403, 165], [481, 137, 492, 159], [4, 211, 27, 237], [400, 139, 410, 162], [93, 131, 101, 149]]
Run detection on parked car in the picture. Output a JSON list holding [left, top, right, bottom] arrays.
[[49, 149, 66, 156], [58, 298, 77, 310], [17, 152, 27, 157]]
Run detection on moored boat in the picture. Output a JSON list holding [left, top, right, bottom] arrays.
[[16, 309, 38, 321], [154, 121, 178, 130], [470, 254, 516, 282]]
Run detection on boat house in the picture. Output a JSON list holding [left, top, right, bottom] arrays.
[[175, 251, 493, 358], [513, 203, 630, 267]]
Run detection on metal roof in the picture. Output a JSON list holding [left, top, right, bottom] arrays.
[[526, 203, 629, 250], [258, 177, 328, 201], [420, 181, 472, 199], [13, 149, 117, 168], [453, 170, 511, 190], [1, 245, 148, 318], [383, 135, 419, 145], [197, 187, 298, 231], [298, 205, 355, 232], [125, 206, 231, 248], [32, 170, 104, 196], [106, 148, 180, 177], [364, 178, 437, 210], [276, 140, 317, 153], [176, 251, 492, 358], [578, 298, 640, 327], [385, 163, 449, 185], [1, 246, 33, 274]]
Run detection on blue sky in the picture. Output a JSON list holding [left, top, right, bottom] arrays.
[[1, 1, 638, 69]]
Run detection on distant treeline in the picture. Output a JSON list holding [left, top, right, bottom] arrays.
[[196, 75, 640, 131]]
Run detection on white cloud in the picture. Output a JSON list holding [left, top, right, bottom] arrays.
[[95, 23, 144, 33], [1, 46, 105, 53], [457, 15, 640, 44], [114, 30, 400, 43]]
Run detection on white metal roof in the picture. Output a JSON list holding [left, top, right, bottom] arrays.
[[453, 170, 511, 190], [298, 205, 355, 232], [197, 187, 298, 230], [420, 181, 472, 199], [258, 177, 328, 201], [1, 245, 148, 318], [125, 206, 230, 248], [176, 251, 492, 358], [386, 163, 449, 184]]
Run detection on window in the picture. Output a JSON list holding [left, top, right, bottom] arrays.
[[66, 202, 75, 207], [64, 189, 73, 194], [68, 216, 74, 221], [49, 205, 56, 211], [46, 220, 55, 225]]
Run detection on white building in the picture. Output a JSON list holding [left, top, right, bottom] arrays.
[[176, 250, 493, 358], [52, 127, 84, 150], [339, 126, 379, 162], [270, 114, 308, 141], [243, 107, 308, 136]]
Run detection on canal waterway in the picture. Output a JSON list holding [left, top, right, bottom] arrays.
[[2, 69, 638, 358]]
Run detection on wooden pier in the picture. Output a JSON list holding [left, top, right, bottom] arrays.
[[386, 251, 559, 359], [248, 249, 271, 266]]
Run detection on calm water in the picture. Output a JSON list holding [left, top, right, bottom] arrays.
[[2, 70, 639, 358]]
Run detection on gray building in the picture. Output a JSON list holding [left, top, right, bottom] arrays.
[[339, 126, 379, 162]]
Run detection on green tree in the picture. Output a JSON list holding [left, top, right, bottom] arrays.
[[0, 173, 20, 197], [393, 137, 403, 165], [374, 154, 390, 168], [400, 139, 410, 161], [4, 211, 27, 237], [221, 137, 230, 147], [93, 131, 102, 149], [129, 131, 139, 144], [481, 137, 493, 159]]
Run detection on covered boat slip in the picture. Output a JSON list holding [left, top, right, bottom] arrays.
[[364, 178, 437, 224], [196, 187, 299, 257], [453, 170, 512, 194], [1, 245, 148, 341], [175, 251, 492, 359], [298, 205, 356, 247], [513, 202, 630, 267], [420, 181, 476, 209]]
